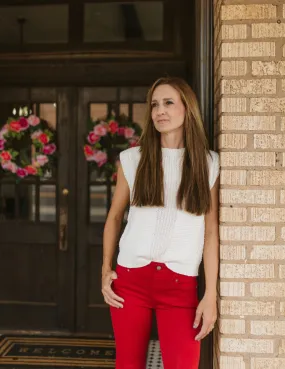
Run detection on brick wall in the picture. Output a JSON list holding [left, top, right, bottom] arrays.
[[213, 2, 285, 368]]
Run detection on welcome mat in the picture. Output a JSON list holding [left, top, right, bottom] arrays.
[[0, 336, 115, 368], [0, 336, 163, 369]]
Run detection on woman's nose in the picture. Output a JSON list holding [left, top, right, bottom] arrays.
[[157, 104, 165, 115]]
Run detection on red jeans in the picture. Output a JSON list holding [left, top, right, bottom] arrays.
[[110, 262, 200, 369]]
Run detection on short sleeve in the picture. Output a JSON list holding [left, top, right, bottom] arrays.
[[209, 151, 220, 189], [119, 147, 140, 192], [119, 150, 132, 188]]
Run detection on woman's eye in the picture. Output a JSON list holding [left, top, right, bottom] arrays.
[[151, 103, 157, 108], [165, 101, 173, 105]]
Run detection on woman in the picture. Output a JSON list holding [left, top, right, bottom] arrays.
[[101, 77, 219, 369]]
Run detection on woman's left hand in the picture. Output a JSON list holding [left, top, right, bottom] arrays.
[[193, 295, 217, 341]]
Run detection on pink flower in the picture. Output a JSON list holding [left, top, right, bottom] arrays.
[[43, 143, 56, 155], [93, 150, 107, 167], [94, 123, 107, 137], [117, 127, 125, 136], [109, 120, 119, 134], [0, 139, 5, 151], [2, 161, 17, 173], [124, 127, 135, 139], [0, 151, 12, 162], [35, 155, 49, 167], [0, 126, 8, 139], [88, 132, 100, 144], [28, 115, 40, 126], [98, 160, 107, 167], [19, 117, 29, 131], [86, 154, 96, 162], [25, 165, 37, 175], [31, 130, 43, 140], [16, 168, 28, 178]]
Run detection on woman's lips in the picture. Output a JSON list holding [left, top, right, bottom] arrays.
[[157, 119, 169, 124]]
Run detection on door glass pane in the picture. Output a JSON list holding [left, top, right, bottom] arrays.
[[0, 100, 57, 221], [0, 5, 68, 44], [133, 103, 146, 128], [90, 185, 107, 222], [90, 104, 108, 121], [40, 104, 57, 130], [120, 104, 129, 116], [39, 185, 56, 222], [38, 103, 57, 181], [84, 2, 163, 42], [87, 90, 145, 225], [0, 183, 35, 221]]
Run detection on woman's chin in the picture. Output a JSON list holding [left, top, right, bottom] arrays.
[[155, 125, 172, 133]]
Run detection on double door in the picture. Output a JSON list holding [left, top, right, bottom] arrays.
[[0, 86, 147, 336]]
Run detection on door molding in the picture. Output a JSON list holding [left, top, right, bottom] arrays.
[[194, 0, 214, 146], [195, 1, 214, 368]]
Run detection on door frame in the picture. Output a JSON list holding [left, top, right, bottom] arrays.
[[194, 1, 215, 368]]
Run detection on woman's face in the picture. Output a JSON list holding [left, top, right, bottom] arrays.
[[151, 84, 186, 134]]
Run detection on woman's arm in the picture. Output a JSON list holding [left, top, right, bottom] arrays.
[[101, 164, 130, 308], [203, 176, 220, 299], [194, 176, 220, 340]]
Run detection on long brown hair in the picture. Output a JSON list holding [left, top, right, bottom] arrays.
[[131, 77, 212, 215]]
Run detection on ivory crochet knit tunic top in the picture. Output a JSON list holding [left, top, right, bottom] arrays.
[[117, 146, 220, 276]]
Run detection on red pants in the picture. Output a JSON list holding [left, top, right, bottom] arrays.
[[110, 262, 200, 369]]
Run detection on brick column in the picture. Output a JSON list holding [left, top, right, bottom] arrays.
[[214, 2, 285, 369]]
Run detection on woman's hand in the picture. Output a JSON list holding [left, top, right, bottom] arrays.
[[101, 270, 124, 309], [193, 294, 217, 341]]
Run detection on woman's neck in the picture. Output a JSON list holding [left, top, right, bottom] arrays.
[[160, 138, 184, 149], [160, 129, 184, 149]]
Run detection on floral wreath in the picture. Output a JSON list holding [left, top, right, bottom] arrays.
[[0, 114, 56, 179], [84, 114, 142, 181]]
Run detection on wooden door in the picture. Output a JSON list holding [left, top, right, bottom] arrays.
[[75, 86, 148, 336], [0, 87, 77, 332]]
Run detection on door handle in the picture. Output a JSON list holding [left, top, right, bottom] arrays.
[[59, 188, 69, 251]]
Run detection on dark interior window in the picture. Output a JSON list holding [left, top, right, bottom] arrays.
[[84, 2, 163, 42], [0, 1, 168, 52], [0, 5, 68, 44]]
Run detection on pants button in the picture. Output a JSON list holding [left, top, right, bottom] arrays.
[[156, 266, 162, 271]]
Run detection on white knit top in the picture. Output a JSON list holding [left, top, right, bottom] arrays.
[[117, 146, 220, 276]]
